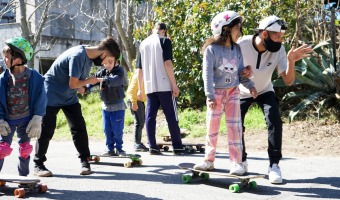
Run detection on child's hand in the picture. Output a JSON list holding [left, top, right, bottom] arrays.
[[249, 87, 258, 99], [131, 103, 138, 111], [241, 65, 254, 79], [207, 98, 217, 109], [97, 78, 105, 83]]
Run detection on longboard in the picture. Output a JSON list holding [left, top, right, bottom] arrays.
[[157, 143, 205, 153], [88, 153, 142, 168], [0, 175, 48, 198], [178, 163, 265, 193]]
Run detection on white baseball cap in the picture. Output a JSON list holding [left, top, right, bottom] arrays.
[[254, 15, 287, 33]]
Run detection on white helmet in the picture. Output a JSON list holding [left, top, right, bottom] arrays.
[[211, 11, 243, 36]]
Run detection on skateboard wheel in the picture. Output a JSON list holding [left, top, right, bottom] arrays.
[[229, 184, 240, 193], [200, 172, 209, 180], [14, 188, 25, 198], [94, 156, 100, 162], [38, 184, 48, 193], [124, 162, 132, 168], [0, 181, 6, 186], [163, 146, 169, 152], [189, 149, 195, 154], [138, 159, 143, 165], [249, 181, 257, 189], [182, 175, 192, 183], [200, 148, 205, 153]]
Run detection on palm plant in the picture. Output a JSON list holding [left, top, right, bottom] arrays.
[[273, 41, 339, 121]]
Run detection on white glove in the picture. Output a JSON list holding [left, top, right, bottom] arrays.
[[0, 119, 10, 136], [26, 115, 42, 139]]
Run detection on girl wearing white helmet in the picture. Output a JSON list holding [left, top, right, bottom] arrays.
[[194, 11, 258, 175]]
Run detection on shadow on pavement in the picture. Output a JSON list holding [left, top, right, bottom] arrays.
[[0, 187, 162, 200]]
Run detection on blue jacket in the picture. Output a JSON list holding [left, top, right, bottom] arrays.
[[0, 68, 47, 120]]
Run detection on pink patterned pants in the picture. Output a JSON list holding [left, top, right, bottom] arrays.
[[204, 87, 243, 163]]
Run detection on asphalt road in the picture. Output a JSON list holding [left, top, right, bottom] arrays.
[[1, 140, 339, 200]]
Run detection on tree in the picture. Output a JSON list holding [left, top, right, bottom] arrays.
[[77, 0, 153, 72]]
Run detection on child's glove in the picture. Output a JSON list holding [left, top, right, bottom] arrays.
[[26, 115, 42, 139], [0, 119, 10, 136]]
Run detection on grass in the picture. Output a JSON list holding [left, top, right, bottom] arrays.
[[53, 92, 266, 140]]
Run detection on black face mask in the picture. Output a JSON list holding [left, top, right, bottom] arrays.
[[92, 56, 103, 66], [263, 36, 281, 52]]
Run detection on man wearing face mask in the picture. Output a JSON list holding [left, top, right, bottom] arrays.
[[237, 16, 312, 184], [33, 37, 121, 177]]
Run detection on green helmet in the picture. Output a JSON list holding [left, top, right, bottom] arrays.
[[5, 37, 33, 61]]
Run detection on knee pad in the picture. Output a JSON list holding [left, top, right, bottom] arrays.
[[0, 142, 12, 159], [19, 142, 33, 159]]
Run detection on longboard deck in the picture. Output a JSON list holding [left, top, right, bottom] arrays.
[[157, 143, 205, 153], [178, 163, 265, 192], [90, 153, 141, 159], [0, 175, 48, 198], [88, 153, 142, 167], [0, 175, 40, 184]]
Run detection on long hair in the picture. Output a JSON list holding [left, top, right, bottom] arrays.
[[201, 17, 243, 53]]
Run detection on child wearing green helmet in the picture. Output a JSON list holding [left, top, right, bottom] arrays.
[[0, 37, 47, 176]]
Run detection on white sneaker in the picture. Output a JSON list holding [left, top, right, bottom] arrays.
[[268, 164, 283, 184], [193, 161, 214, 171], [229, 162, 246, 176]]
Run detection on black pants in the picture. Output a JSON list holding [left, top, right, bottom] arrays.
[[240, 91, 282, 166], [127, 100, 145, 145], [34, 103, 90, 166]]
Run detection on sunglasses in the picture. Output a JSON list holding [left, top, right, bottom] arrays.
[[265, 19, 287, 31]]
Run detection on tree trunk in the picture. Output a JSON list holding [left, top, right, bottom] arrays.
[[114, 0, 133, 71]]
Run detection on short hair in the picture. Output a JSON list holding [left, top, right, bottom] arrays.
[[98, 36, 121, 59], [154, 22, 167, 30], [2, 45, 23, 61]]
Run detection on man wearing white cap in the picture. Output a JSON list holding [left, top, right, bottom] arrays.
[[237, 16, 312, 184]]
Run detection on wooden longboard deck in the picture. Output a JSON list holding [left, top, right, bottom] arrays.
[[0, 175, 40, 184], [179, 163, 265, 180], [90, 153, 141, 159]]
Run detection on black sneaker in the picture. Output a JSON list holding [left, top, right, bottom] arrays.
[[80, 161, 91, 175], [173, 148, 187, 155], [134, 143, 149, 152], [34, 165, 53, 177], [149, 148, 162, 155]]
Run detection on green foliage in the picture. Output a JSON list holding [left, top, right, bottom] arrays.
[[273, 41, 339, 121], [135, 0, 313, 109]]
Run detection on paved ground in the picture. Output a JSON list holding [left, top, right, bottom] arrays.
[[1, 140, 340, 200]]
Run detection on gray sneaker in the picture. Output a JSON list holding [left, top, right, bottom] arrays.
[[80, 161, 91, 175], [34, 165, 53, 177]]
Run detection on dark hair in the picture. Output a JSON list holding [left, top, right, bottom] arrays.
[[202, 17, 243, 53], [98, 36, 121, 59], [155, 22, 167, 30]]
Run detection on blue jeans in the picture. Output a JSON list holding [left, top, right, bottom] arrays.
[[0, 117, 31, 176], [102, 109, 125, 151]]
